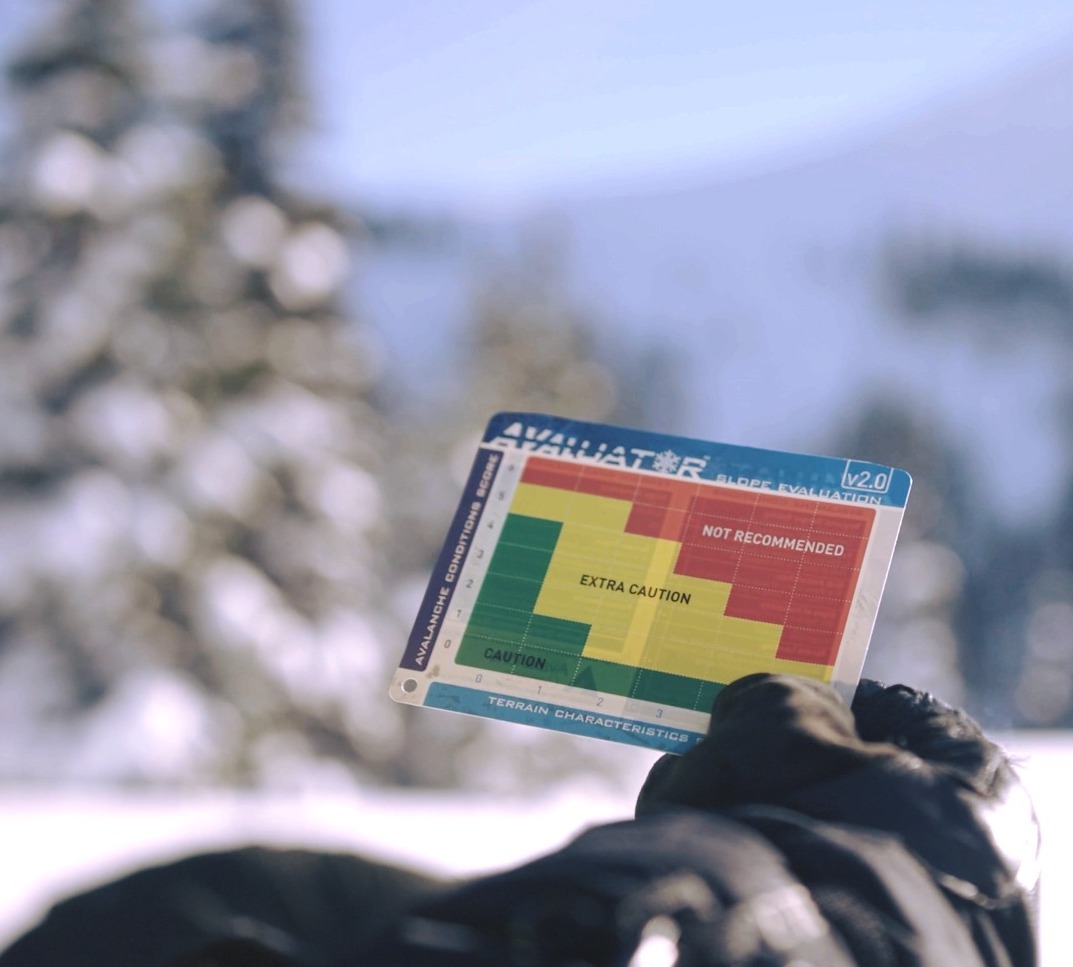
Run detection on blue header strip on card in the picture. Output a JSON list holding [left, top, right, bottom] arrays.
[[483, 412, 911, 508]]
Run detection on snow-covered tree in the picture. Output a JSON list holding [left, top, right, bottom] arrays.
[[0, 0, 392, 786]]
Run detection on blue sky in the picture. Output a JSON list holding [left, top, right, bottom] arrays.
[[302, 0, 1073, 206], [3, 1, 1072, 207]]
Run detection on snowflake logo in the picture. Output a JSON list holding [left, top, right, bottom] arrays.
[[652, 449, 682, 474]]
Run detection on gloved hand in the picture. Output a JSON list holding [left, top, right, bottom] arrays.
[[636, 674, 900, 814], [850, 678, 1041, 897], [636, 673, 1040, 965]]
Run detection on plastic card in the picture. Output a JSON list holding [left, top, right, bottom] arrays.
[[391, 413, 911, 754]]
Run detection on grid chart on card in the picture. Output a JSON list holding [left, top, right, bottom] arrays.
[[448, 451, 877, 714]]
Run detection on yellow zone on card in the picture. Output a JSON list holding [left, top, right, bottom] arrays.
[[509, 481, 831, 684]]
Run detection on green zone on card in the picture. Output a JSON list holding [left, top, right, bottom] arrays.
[[390, 413, 911, 754]]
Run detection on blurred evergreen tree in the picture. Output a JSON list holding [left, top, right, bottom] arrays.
[[0, 0, 394, 785], [881, 235, 1073, 727], [884, 237, 1073, 339]]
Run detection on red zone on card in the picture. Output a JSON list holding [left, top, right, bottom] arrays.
[[518, 456, 876, 666]]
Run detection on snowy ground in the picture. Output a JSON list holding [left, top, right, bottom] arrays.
[[0, 732, 1067, 965]]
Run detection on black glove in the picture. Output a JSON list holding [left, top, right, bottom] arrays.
[[636, 673, 1040, 966], [638, 674, 1039, 883], [636, 673, 899, 814]]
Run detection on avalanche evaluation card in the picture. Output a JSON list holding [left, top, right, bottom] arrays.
[[390, 413, 911, 754]]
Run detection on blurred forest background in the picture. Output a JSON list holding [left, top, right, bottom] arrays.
[[1, 0, 1071, 795]]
